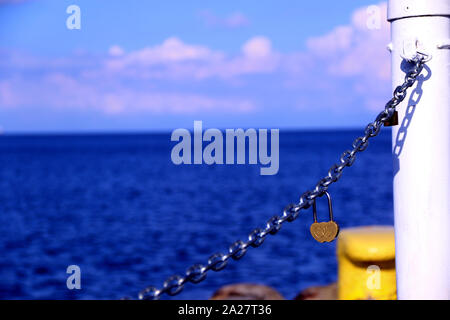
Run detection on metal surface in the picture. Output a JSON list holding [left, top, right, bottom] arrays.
[[388, 0, 450, 21], [389, 0, 450, 300], [132, 57, 427, 301], [310, 191, 339, 243], [383, 110, 399, 126]]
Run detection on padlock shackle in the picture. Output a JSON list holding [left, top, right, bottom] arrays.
[[312, 191, 334, 222]]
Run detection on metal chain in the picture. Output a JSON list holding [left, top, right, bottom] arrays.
[[134, 56, 427, 300]]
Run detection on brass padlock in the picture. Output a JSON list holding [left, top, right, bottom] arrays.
[[383, 110, 398, 127], [310, 191, 339, 243]]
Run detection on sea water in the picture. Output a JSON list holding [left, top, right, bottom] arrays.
[[0, 130, 394, 299]]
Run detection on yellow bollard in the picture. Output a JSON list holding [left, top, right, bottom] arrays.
[[337, 226, 396, 300]]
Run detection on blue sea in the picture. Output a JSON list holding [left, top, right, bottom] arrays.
[[0, 130, 394, 300]]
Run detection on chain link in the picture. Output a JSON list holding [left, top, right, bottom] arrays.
[[133, 57, 426, 300]]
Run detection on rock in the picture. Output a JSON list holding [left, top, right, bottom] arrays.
[[210, 283, 285, 300], [294, 283, 337, 300]]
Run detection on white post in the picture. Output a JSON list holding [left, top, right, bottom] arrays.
[[388, 0, 450, 299]]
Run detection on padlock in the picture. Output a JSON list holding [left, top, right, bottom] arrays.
[[310, 191, 339, 243], [383, 110, 398, 126]]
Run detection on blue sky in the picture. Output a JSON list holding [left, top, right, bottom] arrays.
[[0, 0, 390, 132]]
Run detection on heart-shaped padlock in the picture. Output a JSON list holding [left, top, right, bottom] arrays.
[[310, 191, 339, 243]]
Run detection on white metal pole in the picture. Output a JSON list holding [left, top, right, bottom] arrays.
[[388, 0, 450, 300]]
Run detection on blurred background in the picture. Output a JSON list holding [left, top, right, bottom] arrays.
[[0, 0, 395, 299]]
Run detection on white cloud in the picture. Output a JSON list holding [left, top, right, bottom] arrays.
[[108, 45, 124, 57], [123, 37, 218, 64], [0, 72, 255, 115], [309, 2, 389, 79], [102, 36, 279, 80], [242, 36, 272, 58], [0, 3, 392, 116], [104, 37, 223, 74], [295, 2, 391, 111]]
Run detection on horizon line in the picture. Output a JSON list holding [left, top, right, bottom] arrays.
[[0, 126, 386, 136]]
